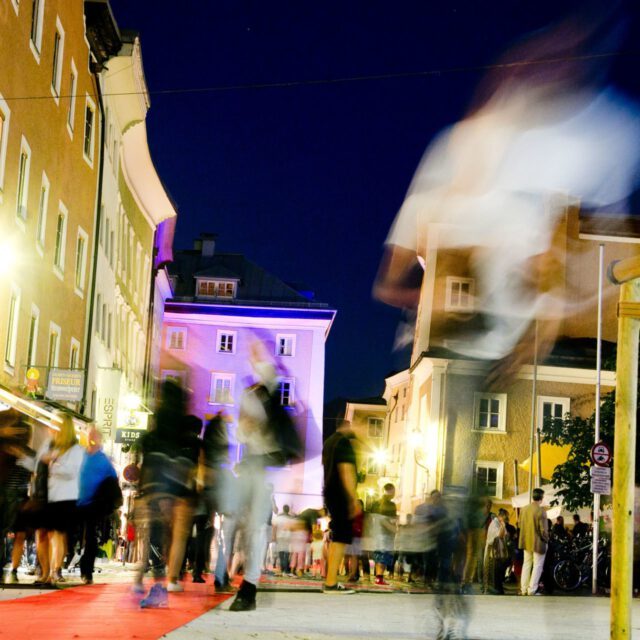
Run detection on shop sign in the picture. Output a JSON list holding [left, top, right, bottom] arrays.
[[96, 369, 121, 441], [115, 428, 144, 444], [46, 368, 84, 401]]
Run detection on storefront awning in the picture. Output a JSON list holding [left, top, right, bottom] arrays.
[[519, 443, 572, 480]]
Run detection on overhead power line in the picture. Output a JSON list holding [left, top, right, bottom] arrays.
[[2, 50, 638, 102]]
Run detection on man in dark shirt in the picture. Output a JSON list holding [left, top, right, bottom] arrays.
[[322, 420, 360, 593], [571, 514, 590, 539]]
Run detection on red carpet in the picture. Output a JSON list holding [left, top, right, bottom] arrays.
[[0, 582, 232, 639]]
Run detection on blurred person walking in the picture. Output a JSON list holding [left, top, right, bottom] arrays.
[[273, 505, 293, 575], [229, 341, 301, 611], [321, 419, 360, 594], [518, 488, 549, 596], [77, 427, 120, 584], [371, 483, 398, 585], [36, 414, 84, 584], [483, 508, 507, 594]]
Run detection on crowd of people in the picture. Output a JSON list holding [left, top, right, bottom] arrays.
[[0, 357, 599, 614]]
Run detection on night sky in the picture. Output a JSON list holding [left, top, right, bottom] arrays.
[[108, 1, 639, 402]]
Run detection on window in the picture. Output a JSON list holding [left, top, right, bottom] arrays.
[[0, 95, 10, 195], [277, 378, 294, 406], [50, 19, 64, 100], [445, 277, 474, 312], [473, 392, 507, 432], [74, 227, 88, 293], [36, 172, 49, 249], [197, 279, 236, 298], [217, 330, 236, 354], [47, 322, 60, 368], [16, 137, 31, 222], [474, 461, 504, 499], [83, 97, 96, 163], [26, 305, 39, 367], [276, 334, 296, 357], [366, 456, 380, 476], [53, 202, 67, 274], [4, 285, 21, 369], [100, 302, 106, 342], [29, 0, 45, 56], [69, 338, 80, 368], [167, 327, 187, 350], [210, 373, 234, 405], [67, 60, 77, 133], [107, 313, 112, 350], [538, 396, 570, 431], [368, 417, 384, 438], [95, 293, 102, 336]]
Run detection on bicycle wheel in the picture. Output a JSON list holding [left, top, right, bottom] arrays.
[[554, 559, 582, 591]]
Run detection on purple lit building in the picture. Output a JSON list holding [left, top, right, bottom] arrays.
[[159, 234, 336, 510]]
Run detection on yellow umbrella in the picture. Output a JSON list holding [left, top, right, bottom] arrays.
[[520, 443, 572, 480]]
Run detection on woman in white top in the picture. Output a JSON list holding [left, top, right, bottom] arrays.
[[483, 508, 507, 594], [36, 413, 84, 584]]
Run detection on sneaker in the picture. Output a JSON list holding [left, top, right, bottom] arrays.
[[81, 577, 94, 585], [140, 584, 169, 609], [167, 581, 184, 593], [8, 570, 19, 584], [192, 575, 206, 584], [214, 579, 235, 593], [323, 583, 355, 594], [229, 581, 257, 611], [374, 576, 389, 586]]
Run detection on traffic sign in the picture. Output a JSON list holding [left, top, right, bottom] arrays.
[[591, 441, 612, 467], [590, 465, 612, 495]]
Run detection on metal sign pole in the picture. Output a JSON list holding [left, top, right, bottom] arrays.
[[592, 243, 604, 595]]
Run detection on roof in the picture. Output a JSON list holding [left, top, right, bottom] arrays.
[[168, 251, 332, 309], [345, 396, 386, 406]]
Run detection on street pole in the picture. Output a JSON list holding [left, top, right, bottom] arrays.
[[608, 255, 640, 640], [528, 321, 539, 499], [592, 243, 604, 595]]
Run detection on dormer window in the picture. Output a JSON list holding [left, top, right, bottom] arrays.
[[197, 278, 236, 299]]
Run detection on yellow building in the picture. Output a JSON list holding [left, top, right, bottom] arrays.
[[404, 206, 638, 510], [0, 0, 99, 411]]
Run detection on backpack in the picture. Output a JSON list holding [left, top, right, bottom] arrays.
[[257, 384, 303, 466]]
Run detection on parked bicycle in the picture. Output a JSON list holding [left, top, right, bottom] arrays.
[[553, 536, 610, 591]]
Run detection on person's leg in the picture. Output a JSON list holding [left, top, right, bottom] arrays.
[[80, 509, 99, 583], [36, 529, 50, 581], [521, 550, 533, 595], [528, 551, 546, 595], [11, 532, 26, 573], [167, 498, 194, 586], [325, 541, 347, 587], [192, 513, 207, 580]]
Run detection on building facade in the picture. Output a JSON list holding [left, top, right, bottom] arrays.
[[160, 236, 336, 511], [0, 0, 99, 417]]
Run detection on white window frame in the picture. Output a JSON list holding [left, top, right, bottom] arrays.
[[35, 171, 49, 253], [275, 333, 296, 357], [366, 455, 380, 477], [50, 17, 65, 103], [26, 304, 39, 368], [473, 392, 507, 433], [67, 59, 77, 136], [74, 226, 88, 296], [47, 321, 61, 368], [209, 372, 235, 405], [4, 284, 21, 372], [473, 460, 504, 499], [53, 201, 68, 278], [15, 136, 31, 225], [537, 396, 570, 431], [197, 278, 237, 299], [166, 326, 187, 351], [216, 330, 236, 354], [0, 94, 10, 200], [444, 276, 475, 312], [69, 337, 80, 369], [29, 0, 45, 61], [368, 416, 384, 438], [82, 95, 96, 166], [277, 377, 295, 407]]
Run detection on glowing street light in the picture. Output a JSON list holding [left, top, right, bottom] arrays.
[[0, 240, 18, 277]]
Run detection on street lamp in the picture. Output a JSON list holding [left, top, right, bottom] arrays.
[[0, 240, 18, 277]]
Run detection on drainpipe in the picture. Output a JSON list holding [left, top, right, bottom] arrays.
[[81, 64, 106, 416]]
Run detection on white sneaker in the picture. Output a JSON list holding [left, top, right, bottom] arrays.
[[167, 582, 184, 593]]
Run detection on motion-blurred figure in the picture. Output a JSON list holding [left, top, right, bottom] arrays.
[[321, 419, 360, 594], [519, 487, 549, 596], [374, 5, 640, 389]]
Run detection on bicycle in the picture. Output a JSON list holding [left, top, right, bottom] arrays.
[[553, 536, 610, 591]]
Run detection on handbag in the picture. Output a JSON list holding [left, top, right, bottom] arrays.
[[492, 535, 509, 561]]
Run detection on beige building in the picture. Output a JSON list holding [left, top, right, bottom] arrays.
[[0, 0, 99, 412], [403, 206, 638, 510], [344, 398, 387, 509]]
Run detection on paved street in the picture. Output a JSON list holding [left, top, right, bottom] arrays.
[[3, 563, 640, 640]]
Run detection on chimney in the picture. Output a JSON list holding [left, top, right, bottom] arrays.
[[195, 232, 217, 257]]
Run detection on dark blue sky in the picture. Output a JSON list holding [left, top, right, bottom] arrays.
[[108, 1, 639, 402]]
